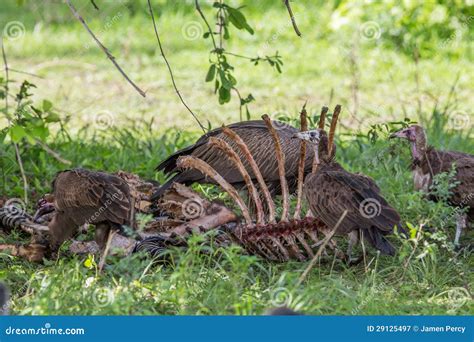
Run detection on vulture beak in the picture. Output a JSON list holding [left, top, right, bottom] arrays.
[[389, 128, 409, 140]]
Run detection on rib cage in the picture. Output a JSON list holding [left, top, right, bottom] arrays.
[[174, 105, 343, 262]]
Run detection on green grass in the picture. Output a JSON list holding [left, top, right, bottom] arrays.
[[0, 1, 473, 315]]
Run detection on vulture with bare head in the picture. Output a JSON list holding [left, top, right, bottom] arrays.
[[48, 169, 132, 249], [152, 107, 337, 200], [294, 125, 403, 257], [390, 125, 474, 245]]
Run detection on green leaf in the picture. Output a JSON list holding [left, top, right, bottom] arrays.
[[205, 64, 216, 82], [42, 99, 53, 112], [228, 74, 237, 86], [218, 87, 231, 104], [227, 8, 254, 34], [9, 125, 27, 143], [45, 112, 61, 123], [203, 32, 210, 39], [219, 70, 232, 90]]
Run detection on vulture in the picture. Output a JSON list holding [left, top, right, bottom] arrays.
[[48, 169, 132, 249], [152, 117, 336, 200], [0, 283, 8, 315], [390, 125, 474, 245], [294, 129, 403, 256]]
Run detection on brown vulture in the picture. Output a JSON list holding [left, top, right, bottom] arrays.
[[48, 169, 132, 249], [390, 124, 473, 245], [152, 119, 335, 200], [294, 129, 403, 256]]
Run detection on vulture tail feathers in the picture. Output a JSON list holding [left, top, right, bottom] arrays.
[[363, 227, 396, 256]]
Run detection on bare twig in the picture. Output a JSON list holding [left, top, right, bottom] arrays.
[[8, 68, 44, 79], [34, 138, 72, 165], [14, 143, 29, 204], [283, 0, 302, 37], [195, 0, 217, 50], [65, 0, 146, 97], [297, 210, 348, 285], [2, 38, 28, 203], [98, 230, 116, 273], [147, 0, 206, 133], [90, 0, 99, 10]]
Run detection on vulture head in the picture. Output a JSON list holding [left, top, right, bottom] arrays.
[[292, 129, 334, 164], [390, 125, 427, 162]]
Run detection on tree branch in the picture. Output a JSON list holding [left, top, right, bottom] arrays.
[[283, 0, 302, 37], [65, 0, 146, 97], [147, 0, 206, 133]]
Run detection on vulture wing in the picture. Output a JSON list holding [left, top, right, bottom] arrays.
[[451, 157, 474, 212], [52, 169, 131, 226], [305, 168, 401, 255]]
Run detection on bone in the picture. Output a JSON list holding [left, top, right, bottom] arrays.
[[0, 243, 46, 262], [222, 126, 277, 224], [177, 156, 253, 225], [294, 105, 308, 220], [209, 137, 264, 225], [166, 202, 238, 237], [318, 106, 329, 129], [262, 114, 290, 222], [328, 104, 341, 156]]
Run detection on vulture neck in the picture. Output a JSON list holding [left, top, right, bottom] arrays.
[[410, 131, 428, 165]]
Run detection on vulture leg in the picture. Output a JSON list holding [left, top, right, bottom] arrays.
[[454, 213, 466, 247], [94, 222, 111, 250], [346, 230, 359, 261], [262, 114, 290, 222], [222, 126, 276, 223], [177, 156, 253, 226], [48, 213, 79, 249], [209, 137, 264, 225]]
